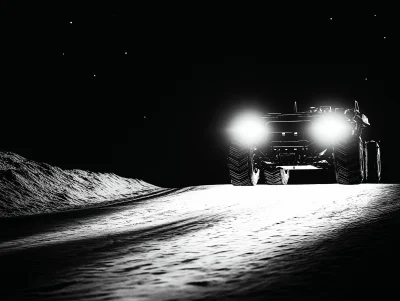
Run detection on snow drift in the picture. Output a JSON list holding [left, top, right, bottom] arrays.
[[0, 152, 162, 218]]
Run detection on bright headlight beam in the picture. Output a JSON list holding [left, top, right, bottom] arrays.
[[230, 114, 267, 145], [311, 115, 351, 142]]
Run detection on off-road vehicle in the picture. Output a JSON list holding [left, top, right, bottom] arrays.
[[227, 101, 381, 185]]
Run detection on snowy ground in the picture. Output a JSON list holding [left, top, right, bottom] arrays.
[[1, 183, 400, 300]]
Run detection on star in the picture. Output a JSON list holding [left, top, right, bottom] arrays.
[[144, 116, 147, 119], [384, 36, 387, 39], [365, 78, 368, 80], [93, 74, 96, 77], [374, 14, 377, 17], [69, 21, 72, 24], [330, 17, 333, 20], [62, 52, 65, 55]]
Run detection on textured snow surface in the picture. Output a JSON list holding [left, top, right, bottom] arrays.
[[1, 184, 399, 300], [0, 152, 161, 218]]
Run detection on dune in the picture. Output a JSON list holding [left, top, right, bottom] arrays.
[[0, 152, 161, 218]]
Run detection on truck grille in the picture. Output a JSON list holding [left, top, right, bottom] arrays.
[[267, 121, 312, 145], [279, 153, 296, 161]]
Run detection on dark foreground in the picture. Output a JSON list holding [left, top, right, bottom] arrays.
[[1, 184, 400, 300]]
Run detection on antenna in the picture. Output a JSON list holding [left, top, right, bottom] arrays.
[[355, 100, 359, 112], [294, 101, 297, 113]]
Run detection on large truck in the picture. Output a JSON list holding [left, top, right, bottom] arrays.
[[227, 101, 381, 185]]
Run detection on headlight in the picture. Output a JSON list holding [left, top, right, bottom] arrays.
[[230, 113, 267, 145], [311, 114, 351, 143]]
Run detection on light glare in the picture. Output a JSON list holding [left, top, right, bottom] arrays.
[[230, 114, 267, 145], [311, 114, 351, 143]]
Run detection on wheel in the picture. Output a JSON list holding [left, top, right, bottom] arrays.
[[333, 135, 365, 184], [365, 140, 381, 183], [264, 168, 289, 185], [227, 141, 260, 186]]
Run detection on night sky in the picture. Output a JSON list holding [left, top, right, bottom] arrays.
[[1, 3, 399, 186]]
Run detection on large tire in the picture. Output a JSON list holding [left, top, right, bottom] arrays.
[[228, 141, 260, 186], [365, 141, 381, 183], [333, 135, 365, 184], [264, 168, 289, 185]]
